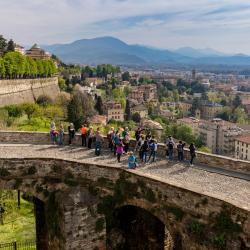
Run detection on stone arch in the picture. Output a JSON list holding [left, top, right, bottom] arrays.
[[106, 204, 174, 250]]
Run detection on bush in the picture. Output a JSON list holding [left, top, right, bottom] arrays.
[[5, 105, 23, 117], [21, 103, 39, 119], [132, 112, 141, 123], [36, 95, 53, 107], [58, 78, 67, 91]]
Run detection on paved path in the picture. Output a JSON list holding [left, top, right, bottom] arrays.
[[0, 143, 250, 211]]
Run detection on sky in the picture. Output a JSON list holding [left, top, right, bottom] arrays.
[[1, 0, 250, 54]]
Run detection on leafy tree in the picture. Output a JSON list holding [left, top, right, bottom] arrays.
[[67, 91, 95, 130], [0, 58, 5, 78], [233, 96, 242, 109], [6, 39, 15, 52], [36, 95, 53, 107], [21, 103, 39, 120], [58, 78, 67, 91], [132, 112, 141, 123], [95, 96, 104, 115], [191, 98, 202, 115], [5, 105, 23, 117], [122, 71, 130, 81], [0, 35, 7, 55]]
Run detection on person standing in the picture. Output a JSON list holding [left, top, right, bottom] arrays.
[[177, 141, 185, 161], [123, 132, 130, 154], [189, 143, 196, 166], [87, 126, 94, 149], [58, 124, 64, 145], [68, 123, 75, 145], [95, 128, 103, 156], [147, 140, 157, 163], [113, 131, 121, 156], [167, 137, 175, 160], [116, 143, 124, 163], [50, 121, 56, 143], [81, 124, 88, 147], [141, 140, 149, 163], [107, 127, 115, 152]]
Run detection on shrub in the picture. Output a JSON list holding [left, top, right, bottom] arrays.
[[36, 95, 53, 107], [5, 105, 23, 117]]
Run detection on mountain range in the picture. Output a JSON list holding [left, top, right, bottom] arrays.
[[42, 36, 250, 66]]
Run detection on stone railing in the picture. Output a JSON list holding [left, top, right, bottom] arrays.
[[0, 131, 249, 175]]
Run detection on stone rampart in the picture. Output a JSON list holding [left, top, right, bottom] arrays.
[[0, 131, 249, 175], [0, 77, 60, 106]]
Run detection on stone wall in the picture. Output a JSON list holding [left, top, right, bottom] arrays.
[[0, 157, 249, 249], [0, 77, 60, 107], [0, 131, 249, 175]]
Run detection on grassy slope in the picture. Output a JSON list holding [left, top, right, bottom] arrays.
[[0, 197, 36, 243]]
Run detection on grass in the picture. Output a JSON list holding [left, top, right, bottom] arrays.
[[0, 194, 36, 244]]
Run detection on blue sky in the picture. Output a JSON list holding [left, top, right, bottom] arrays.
[[1, 0, 250, 54]]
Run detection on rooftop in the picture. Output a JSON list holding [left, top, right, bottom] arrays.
[[236, 135, 250, 144]]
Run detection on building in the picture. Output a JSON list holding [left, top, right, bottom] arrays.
[[159, 109, 174, 120], [139, 84, 157, 101], [235, 135, 250, 161], [14, 44, 25, 55], [177, 117, 200, 135], [104, 101, 124, 122], [198, 118, 243, 155], [140, 119, 163, 140], [26, 44, 51, 60], [128, 89, 144, 103], [200, 102, 223, 120], [89, 115, 107, 126], [177, 102, 192, 116], [130, 104, 148, 118]]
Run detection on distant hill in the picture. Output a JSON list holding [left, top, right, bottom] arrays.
[[43, 36, 250, 66]]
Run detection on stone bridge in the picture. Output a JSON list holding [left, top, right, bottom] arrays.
[[0, 131, 250, 250]]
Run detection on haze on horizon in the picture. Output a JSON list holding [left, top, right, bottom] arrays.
[[1, 0, 250, 54]]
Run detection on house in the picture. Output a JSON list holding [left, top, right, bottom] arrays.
[[14, 44, 25, 55], [104, 101, 124, 122], [89, 115, 107, 126], [235, 135, 250, 161], [130, 104, 148, 118], [200, 102, 223, 120], [140, 119, 164, 140], [159, 109, 174, 120]]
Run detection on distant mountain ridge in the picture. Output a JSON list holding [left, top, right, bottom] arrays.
[[42, 36, 250, 66]]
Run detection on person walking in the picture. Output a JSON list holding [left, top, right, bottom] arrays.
[[177, 141, 185, 161], [50, 121, 56, 142], [68, 123, 75, 145], [81, 124, 88, 147], [147, 140, 157, 163], [189, 143, 196, 166], [116, 143, 124, 163], [138, 135, 145, 161], [87, 126, 94, 149], [58, 124, 64, 145]]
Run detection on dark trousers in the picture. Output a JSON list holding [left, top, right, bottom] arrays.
[[88, 138, 93, 149], [124, 143, 129, 153], [148, 151, 156, 162], [178, 152, 184, 161], [109, 141, 113, 152], [81, 134, 87, 147], [190, 154, 195, 164], [69, 135, 74, 145], [114, 144, 117, 155], [117, 153, 122, 162]]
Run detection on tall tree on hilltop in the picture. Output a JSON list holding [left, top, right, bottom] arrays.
[[95, 96, 104, 115], [6, 39, 15, 52], [125, 99, 131, 121], [67, 91, 95, 130], [0, 35, 7, 55]]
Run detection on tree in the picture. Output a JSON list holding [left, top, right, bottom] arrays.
[[132, 112, 141, 123], [125, 99, 131, 121], [5, 105, 23, 118], [6, 39, 15, 52], [122, 71, 130, 81], [0, 58, 5, 78], [191, 98, 202, 115], [21, 103, 39, 119], [67, 91, 95, 130], [233, 96, 242, 109], [95, 96, 104, 115], [36, 95, 53, 107], [0, 35, 7, 55]]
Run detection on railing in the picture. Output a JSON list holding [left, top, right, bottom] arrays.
[[0, 241, 36, 250]]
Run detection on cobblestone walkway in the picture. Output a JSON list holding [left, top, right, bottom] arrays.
[[0, 144, 250, 211]]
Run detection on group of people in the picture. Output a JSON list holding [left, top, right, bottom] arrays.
[[165, 135, 196, 166], [50, 122, 197, 168]]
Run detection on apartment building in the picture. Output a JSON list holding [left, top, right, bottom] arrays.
[[104, 101, 124, 122], [235, 135, 250, 161]]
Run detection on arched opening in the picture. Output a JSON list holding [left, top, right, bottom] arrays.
[[0, 190, 48, 250], [107, 205, 173, 250]]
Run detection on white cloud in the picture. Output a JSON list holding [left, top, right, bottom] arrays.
[[0, 0, 250, 53]]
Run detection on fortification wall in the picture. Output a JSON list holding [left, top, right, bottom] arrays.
[[0, 131, 249, 175], [0, 77, 60, 107]]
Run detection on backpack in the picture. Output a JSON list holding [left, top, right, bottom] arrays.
[[168, 141, 173, 150], [123, 134, 130, 144], [177, 144, 183, 153], [149, 143, 155, 152]]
